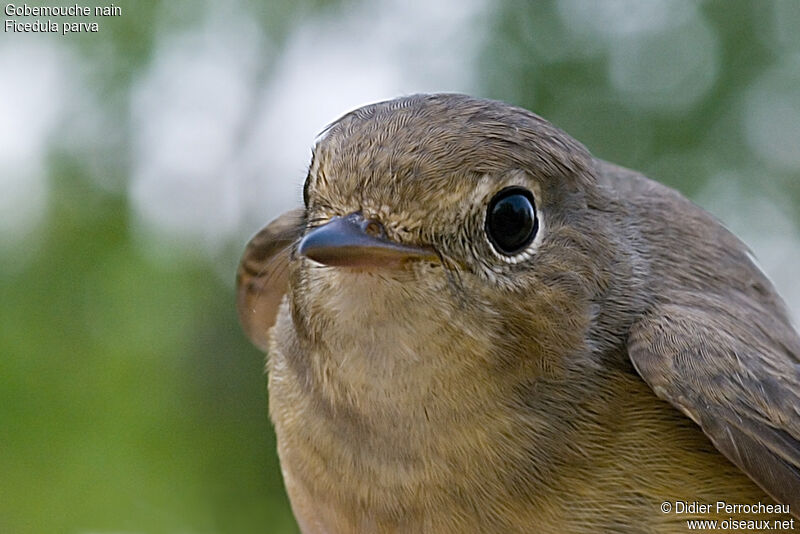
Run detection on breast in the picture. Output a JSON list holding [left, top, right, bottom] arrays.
[[267, 270, 517, 532]]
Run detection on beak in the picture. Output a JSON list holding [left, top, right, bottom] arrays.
[[298, 212, 438, 268]]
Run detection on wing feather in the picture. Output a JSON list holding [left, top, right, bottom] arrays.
[[628, 302, 800, 515], [236, 209, 305, 351]]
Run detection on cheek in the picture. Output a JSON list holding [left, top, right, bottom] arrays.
[[480, 273, 593, 377], [525, 288, 589, 350]]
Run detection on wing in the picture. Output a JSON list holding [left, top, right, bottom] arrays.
[[236, 209, 305, 352], [628, 296, 800, 515]]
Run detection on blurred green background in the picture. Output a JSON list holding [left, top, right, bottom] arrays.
[[2, 1, 799, 532]]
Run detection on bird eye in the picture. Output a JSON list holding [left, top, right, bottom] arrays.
[[485, 187, 538, 256]]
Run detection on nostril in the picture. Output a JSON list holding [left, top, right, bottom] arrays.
[[362, 220, 384, 238]]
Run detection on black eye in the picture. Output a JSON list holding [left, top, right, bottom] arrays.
[[485, 187, 538, 255]]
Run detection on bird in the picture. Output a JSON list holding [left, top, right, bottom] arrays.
[[236, 94, 800, 533]]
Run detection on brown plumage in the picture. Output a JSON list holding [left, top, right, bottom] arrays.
[[237, 94, 800, 533]]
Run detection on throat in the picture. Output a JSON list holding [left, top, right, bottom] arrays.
[[311, 320, 472, 425], [303, 277, 486, 415], [274, 280, 502, 443], [269, 304, 513, 512]]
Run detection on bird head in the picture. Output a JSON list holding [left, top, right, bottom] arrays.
[[271, 94, 636, 382]]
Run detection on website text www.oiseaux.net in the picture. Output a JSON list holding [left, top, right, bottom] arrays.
[[661, 500, 794, 531]]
